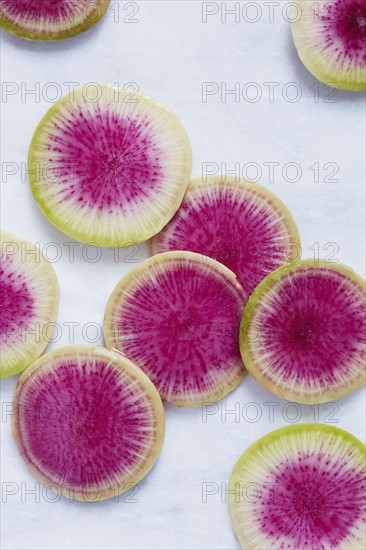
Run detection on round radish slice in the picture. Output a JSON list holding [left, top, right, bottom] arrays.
[[0, 0, 110, 41], [28, 85, 192, 247], [291, 0, 366, 91], [104, 251, 247, 407], [13, 346, 165, 502], [151, 177, 300, 300], [240, 260, 366, 403], [229, 424, 366, 550], [1, 230, 59, 379]]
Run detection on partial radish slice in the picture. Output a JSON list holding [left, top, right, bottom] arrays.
[[291, 0, 366, 91], [0, 0, 110, 41], [229, 424, 366, 550], [0, 230, 59, 379], [12, 346, 165, 502], [28, 85, 192, 247], [240, 260, 366, 404], [151, 177, 300, 300], [104, 251, 247, 407]]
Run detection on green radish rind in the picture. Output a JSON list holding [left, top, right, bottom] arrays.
[[229, 423, 366, 550], [240, 259, 366, 404], [0, 1, 111, 42], [0, 230, 60, 379], [12, 346, 166, 502]]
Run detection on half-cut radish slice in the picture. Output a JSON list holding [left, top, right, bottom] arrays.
[[13, 346, 165, 502], [0, 0, 110, 41], [104, 251, 247, 407], [1, 230, 59, 379], [240, 260, 366, 403], [28, 85, 192, 246], [151, 177, 300, 300]]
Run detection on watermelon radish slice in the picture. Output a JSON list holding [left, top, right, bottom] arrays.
[[291, 0, 366, 91], [12, 346, 165, 502], [229, 424, 366, 550], [104, 251, 247, 407], [151, 177, 300, 300], [1, 230, 59, 379], [0, 0, 110, 41], [240, 260, 366, 404], [28, 85, 192, 247]]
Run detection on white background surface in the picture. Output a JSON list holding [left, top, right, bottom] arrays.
[[0, 2, 365, 549]]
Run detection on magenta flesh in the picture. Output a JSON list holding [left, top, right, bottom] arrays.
[[46, 110, 164, 212], [253, 269, 365, 388], [1, 0, 72, 22], [105, 253, 247, 405], [257, 451, 365, 548], [117, 264, 243, 398], [1, 0, 72, 21], [321, 0, 366, 60], [17, 357, 158, 489], [241, 262, 366, 403], [0, 258, 34, 346]]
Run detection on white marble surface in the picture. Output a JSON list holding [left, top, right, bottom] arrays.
[[0, 2, 365, 549]]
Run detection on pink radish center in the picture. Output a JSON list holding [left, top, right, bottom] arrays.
[[115, 263, 244, 400], [45, 108, 163, 213], [1, 0, 73, 21], [0, 261, 34, 346], [255, 269, 365, 386], [255, 452, 365, 548], [20, 360, 153, 489], [321, 0, 366, 58]]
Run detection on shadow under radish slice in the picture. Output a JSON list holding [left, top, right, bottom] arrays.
[[0, 230, 59, 379], [291, 0, 366, 91], [151, 177, 300, 301], [28, 85, 192, 247], [104, 251, 247, 407], [229, 424, 366, 550], [0, 0, 110, 41], [12, 346, 165, 502], [240, 260, 366, 404]]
